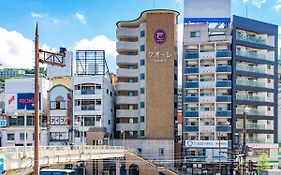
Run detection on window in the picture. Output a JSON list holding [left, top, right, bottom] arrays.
[[140, 31, 145, 37], [159, 148, 164, 156], [267, 65, 271, 69], [108, 120, 111, 125], [128, 65, 135, 69], [140, 88, 145, 94], [140, 116, 145, 122], [140, 73, 145, 80], [129, 131, 134, 136], [7, 133, 14, 141], [129, 78, 134, 83], [140, 45, 145, 52], [140, 59, 145, 66], [106, 89, 109, 94], [140, 130, 145, 137], [110, 91, 112, 96], [129, 118, 134, 123], [190, 31, 200, 38], [20, 133, 25, 140], [140, 102, 145, 108], [137, 148, 142, 154], [129, 91, 135, 96], [129, 105, 134, 110]]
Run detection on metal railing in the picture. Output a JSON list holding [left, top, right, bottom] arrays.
[[236, 64, 266, 74], [236, 50, 267, 61], [236, 32, 267, 45]]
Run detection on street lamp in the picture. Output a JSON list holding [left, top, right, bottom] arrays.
[[218, 121, 230, 175], [242, 106, 250, 175]]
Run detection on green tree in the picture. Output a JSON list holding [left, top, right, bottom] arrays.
[[257, 152, 271, 174]]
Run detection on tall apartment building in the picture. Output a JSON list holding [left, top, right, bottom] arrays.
[[73, 50, 115, 146], [115, 9, 179, 163], [182, 0, 278, 173]]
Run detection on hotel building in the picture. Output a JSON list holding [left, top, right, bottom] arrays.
[[182, 0, 278, 173], [115, 9, 179, 163]]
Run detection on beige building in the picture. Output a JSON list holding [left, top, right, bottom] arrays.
[[115, 9, 179, 165]]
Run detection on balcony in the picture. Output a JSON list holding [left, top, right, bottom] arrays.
[[236, 122, 268, 130], [236, 50, 267, 61], [116, 82, 139, 91], [185, 126, 199, 132], [216, 95, 231, 102], [117, 68, 138, 77], [116, 28, 138, 38], [185, 52, 199, 59], [185, 111, 199, 117], [216, 50, 232, 58], [216, 65, 231, 73], [216, 110, 232, 117], [236, 32, 267, 45], [199, 81, 216, 89], [236, 79, 267, 88], [247, 138, 266, 143], [116, 123, 139, 131], [236, 108, 266, 116], [216, 80, 231, 88], [185, 97, 199, 103], [200, 110, 216, 118], [116, 41, 138, 52], [116, 55, 139, 65], [116, 109, 139, 117], [185, 81, 199, 88], [116, 96, 139, 104], [199, 51, 216, 59], [236, 64, 266, 74], [200, 66, 216, 74], [216, 125, 231, 132], [81, 89, 95, 95], [200, 125, 216, 132], [236, 94, 266, 102], [185, 67, 199, 74]]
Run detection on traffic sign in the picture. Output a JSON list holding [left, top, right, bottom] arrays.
[[0, 158, 5, 171], [0, 120, 6, 127]]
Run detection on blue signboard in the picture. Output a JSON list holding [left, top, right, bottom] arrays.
[[17, 93, 41, 110], [0, 120, 6, 127], [0, 158, 5, 171]]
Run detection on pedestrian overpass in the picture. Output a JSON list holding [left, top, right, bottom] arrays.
[[0, 145, 125, 174]]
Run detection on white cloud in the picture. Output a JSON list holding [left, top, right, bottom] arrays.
[[0, 27, 34, 68], [31, 12, 46, 18], [177, 24, 183, 85], [243, 0, 249, 3], [175, 0, 184, 6], [274, 0, 281, 12], [252, 0, 266, 8], [75, 12, 86, 24], [74, 35, 116, 58]]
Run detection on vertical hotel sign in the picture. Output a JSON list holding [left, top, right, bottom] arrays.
[[148, 29, 174, 63], [67, 93, 71, 125]]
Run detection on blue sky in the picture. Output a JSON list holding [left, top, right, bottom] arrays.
[[0, 0, 280, 72]]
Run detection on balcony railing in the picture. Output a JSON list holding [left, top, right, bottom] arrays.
[[236, 32, 267, 45], [81, 105, 95, 110], [185, 81, 199, 88], [247, 138, 266, 143], [216, 80, 232, 87], [236, 50, 267, 61], [236, 64, 266, 74], [185, 67, 199, 74], [81, 89, 95, 95], [236, 108, 266, 116], [186, 52, 199, 59], [236, 79, 267, 88], [216, 50, 232, 57], [216, 95, 231, 102], [216, 65, 232, 72], [185, 97, 199, 103], [216, 110, 232, 117], [236, 94, 266, 102], [185, 126, 199, 132], [236, 123, 267, 130], [185, 111, 199, 117], [216, 125, 232, 132]]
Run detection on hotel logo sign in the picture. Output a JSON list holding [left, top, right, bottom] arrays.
[[154, 29, 166, 45]]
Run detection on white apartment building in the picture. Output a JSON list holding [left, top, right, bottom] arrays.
[[2, 78, 51, 146], [72, 74, 115, 145]]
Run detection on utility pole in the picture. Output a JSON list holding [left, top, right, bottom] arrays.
[[242, 107, 249, 175], [34, 23, 66, 175]]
